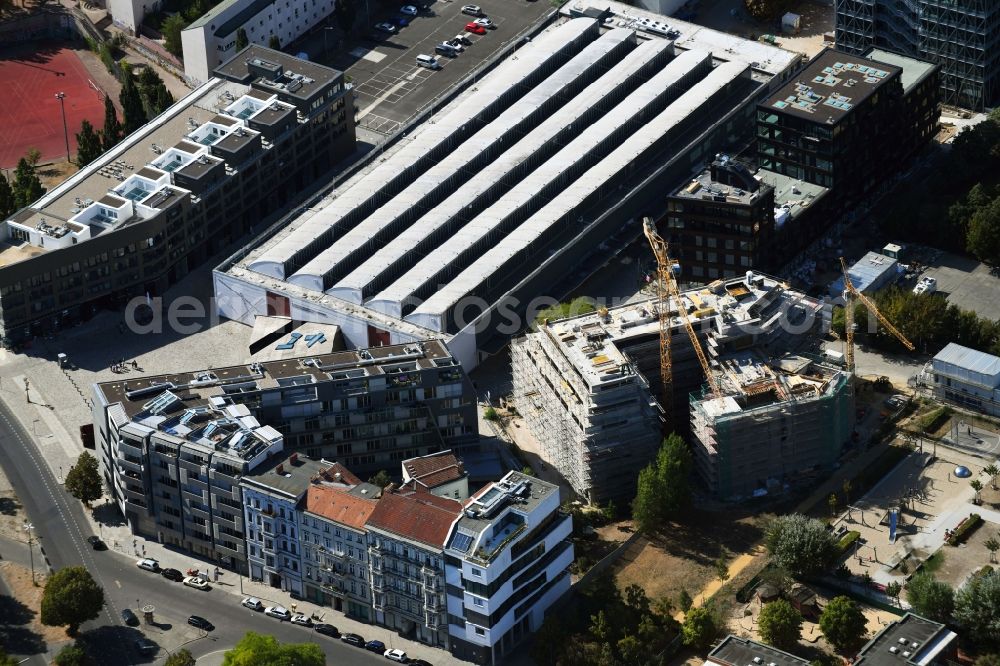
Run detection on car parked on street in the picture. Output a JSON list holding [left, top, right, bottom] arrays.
[[242, 596, 265, 611], [375, 22, 397, 33], [315, 623, 340, 637], [461, 4, 482, 15], [161, 568, 183, 582], [366, 639, 387, 653], [474, 17, 495, 28], [87, 536, 107, 551], [290, 613, 313, 627], [385, 648, 409, 662], [464, 22, 486, 34], [134, 638, 158, 655], [182, 576, 210, 590], [187, 615, 214, 631], [400, 4, 418, 14], [341, 633, 366, 647], [121, 608, 139, 627], [265, 605, 292, 620], [136, 558, 160, 572]]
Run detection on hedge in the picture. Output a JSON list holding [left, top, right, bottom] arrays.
[[947, 513, 982, 546], [917, 406, 952, 433], [836, 531, 862, 558]]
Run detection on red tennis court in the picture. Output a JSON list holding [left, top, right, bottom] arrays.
[[0, 44, 107, 169]]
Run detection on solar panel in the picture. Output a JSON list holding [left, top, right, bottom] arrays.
[[450, 532, 474, 553]]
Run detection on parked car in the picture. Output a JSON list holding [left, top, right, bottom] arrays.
[[341, 633, 366, 647], [453, 33, 471, 45], [242, 596, 265, 611], [913, 276, 937, 295], [187, 615, 214, 631], [136, 558, 160, 572], [182, 576, 210, 590], [290, 613, 313, 627], [265, 606, 292, 620], [366, 639, 387, 653], [375, 22, 397, 33], [473, 17, 495, 28], [121, 608, 140, 627], [445, 38, 465, 51], [464, 22, 486, 34], [385, 648, 409, 662], [134, 638, 158, 655], [86, 536, 107, 551], [315, 623, 340, 637], [161, 568, 183, 582], [400, 4, 418, 14], [435, 43, 459, 57], [461, 4, 482, 15]]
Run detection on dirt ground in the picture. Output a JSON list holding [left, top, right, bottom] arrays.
[[690, 0, 833, 58], [0, 561, 71, 647], [931, 519, 997, 588], [612, 511, 763, 604]]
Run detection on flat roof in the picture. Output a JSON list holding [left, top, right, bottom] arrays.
[[865, 48, 937, 94], [708, 635, 809, 666], [830, 251, 899, 295], [673, 160, 770, 206], [763, 48, 901, 124], [213, 46, 344, 101], [242, 454, 331, 497], [854, 614, 956, 666], [756, 168, 828, 223]]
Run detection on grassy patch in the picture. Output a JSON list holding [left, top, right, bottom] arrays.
[[922, 550, 945, 574], [917, 406, 952, 434], [835, 531, 861, 558]]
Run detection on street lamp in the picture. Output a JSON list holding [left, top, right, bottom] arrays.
[[323, 26, 336, 56], [55, 92, 70, 163], [23, 522, 36, 586]]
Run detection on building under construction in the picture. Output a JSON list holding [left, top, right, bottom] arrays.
[[511, 272, 853, 503]]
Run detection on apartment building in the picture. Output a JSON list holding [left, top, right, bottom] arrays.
[[402, 450, 470, 501], [92, 384, 284, 571], [445, 472, 573, 665], [181, 0, 337, 84], [927, 343, 1000, 417], [298, 464, 380, 621], [241, 452, 328, 591], [757, 48, 938, 205], [835, 0, 999, 111], [366, 485, 463, 650], [0, 47, 354, 347]]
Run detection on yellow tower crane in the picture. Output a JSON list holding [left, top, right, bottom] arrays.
[[643, 218, 721, 428], [839, 256, 915, 374]]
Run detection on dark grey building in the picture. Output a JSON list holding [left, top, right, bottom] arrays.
[[92, 339, 478, 571], [0, 46, 354, 346]]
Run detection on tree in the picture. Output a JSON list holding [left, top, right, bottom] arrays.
[[161, 13, 188, 58], [222, 631, 324, 666], [589, 609, 615, 644], [25, 148, 41, 168], [973, 479, 985, 504], [975, 655, 1000, 666], [819, 596, 867, 652], [828, 493, 838, 517], [954, 569, 1000, 646], [12, 157, 44, 209], [906, 572, 954, 623], [0, 647, 19, 666], [165, 649, 196, 666], [75, 120, 103, 167], [40, 566, 105, 635], [102, 95, 121, 150], [531, 615, 567, 666], [268, 35, 281, 50], [758, 599, 803, 650], [119, 73, 147, 136], [368, 469, 392, 489], [987, 538, 1000, 564], [153, 85, 174, 116], [0, 172, 15, 219], [885, 581, 903, 607], [677, 588, 693, 612], [986, 464, 999, 490], [236, 27, 249, 50], [967, 198, 1000, 267], [715, 554, 730, 582], [764, 514, 837, 577], [55, 643, 94, 666], [65, 452, 102, 507], [681, 607, 716, 650], [631, 433, 692, 533]]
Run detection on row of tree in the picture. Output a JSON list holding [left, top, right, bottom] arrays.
[[76, 66, 174, 168], [631, 433, 692, 533], [0, 154, 46, 218], [907, 568, 1000, 649], [759, 595, 869, 653], [832, 286, 1000, 358]]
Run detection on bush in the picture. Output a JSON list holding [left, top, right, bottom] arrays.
[[483, 406, 498, 421], [947, 514, 983, 546], [835, 531, 861, 558], [918, 406, 952, 433]]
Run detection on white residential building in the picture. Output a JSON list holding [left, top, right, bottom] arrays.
[[928, 343, 1000, 417], [298, 464, 380, 622], [445, 471, 573, 665], [181, 0, 335, 84], [108, 0, 164, 34], [241, 453, 329, 593]]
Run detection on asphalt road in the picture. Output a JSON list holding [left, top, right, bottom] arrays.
[[0, 399, 386, 666]]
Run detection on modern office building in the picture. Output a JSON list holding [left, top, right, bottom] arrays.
[[511, 272, 838, 503], [241, 452, 328, 591], [365, 484, 463, 650], [181, 0, 338, 85], [927, 342, 1000, 417], [91, 381, 285, 571], [758, 48, 938, 206], [402, 450, 470, 501], [214, 5, 803, 370], [445, 472, 573, 665], [853, 613, 957, 666], [0, 47, 354, 347], [835, 0, 999, 110], [298, 464, 381, 619]]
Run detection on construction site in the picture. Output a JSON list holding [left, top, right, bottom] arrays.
[[511, 269, 854, 503]]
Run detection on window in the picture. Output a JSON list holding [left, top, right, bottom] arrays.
[[471, 568, 482, 577], [474, 626, 485, 636], [473, 596, 484, 606]]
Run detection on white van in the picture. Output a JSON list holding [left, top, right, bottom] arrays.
[[416, 54, 441, 70]]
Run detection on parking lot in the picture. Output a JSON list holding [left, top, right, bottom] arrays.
[[325, 0, 554, 135], [915, 251, 1000, 322]]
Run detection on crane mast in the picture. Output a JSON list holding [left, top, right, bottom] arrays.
[[839, 256, 915, 374]]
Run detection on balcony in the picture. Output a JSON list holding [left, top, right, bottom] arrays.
[[118, 457, 143, 474], [214, 512, 241, 531], [187, 503, 210, 520], [372, 578, 385, 592], [182, 487, 207, 504], [216, 540, 245, 559], [209, 467, 241, 485], [424, 595, 445, 611], [185, 476, 209, 492]]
